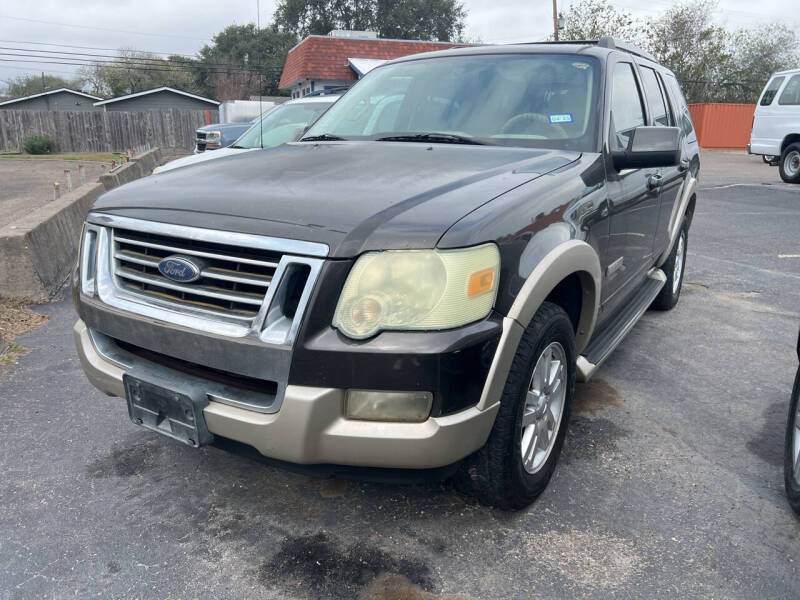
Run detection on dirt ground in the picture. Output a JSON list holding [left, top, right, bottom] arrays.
[[0, 158, 110, 229], [0, 298, 49, 368]]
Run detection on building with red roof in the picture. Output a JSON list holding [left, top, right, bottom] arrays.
[[279, 31, 467, 98]]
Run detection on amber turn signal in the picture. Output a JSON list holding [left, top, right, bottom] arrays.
[[468, 268, 495, 298]]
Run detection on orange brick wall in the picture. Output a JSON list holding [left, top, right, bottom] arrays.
[[688, 103, 756, 149]]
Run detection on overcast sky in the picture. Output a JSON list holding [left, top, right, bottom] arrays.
[[1, 0, 797, 87]]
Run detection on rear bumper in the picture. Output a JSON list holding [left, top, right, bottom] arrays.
[[74, 319, 499, 469]]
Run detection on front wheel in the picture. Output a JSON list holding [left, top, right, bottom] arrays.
[[779, 143, 800, 183], [784, 369, 800, 516], [457, 301, 575, 509], [652, 219, 687, 311]]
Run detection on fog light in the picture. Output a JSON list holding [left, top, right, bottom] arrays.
[[345, 390, 433, 422]]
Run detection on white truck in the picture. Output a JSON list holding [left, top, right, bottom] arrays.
[[749, 68, 800, 183]]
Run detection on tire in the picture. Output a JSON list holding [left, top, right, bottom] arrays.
[[651, 218, 687, 311], [456, 301, 576, 509], [779, 143, 800, 184], [784, 368, 800, 516]]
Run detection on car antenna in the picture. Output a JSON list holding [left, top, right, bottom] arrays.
[[257, 0, 264, 150]]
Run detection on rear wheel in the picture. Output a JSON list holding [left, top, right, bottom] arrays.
[[779, 143, 800, 183], [457, 301, 575, 509]]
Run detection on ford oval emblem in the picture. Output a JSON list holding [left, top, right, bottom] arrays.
[[158, 255, 202, 283]]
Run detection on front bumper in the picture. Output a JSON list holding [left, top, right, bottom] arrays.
[[74, 319, 499, 469]]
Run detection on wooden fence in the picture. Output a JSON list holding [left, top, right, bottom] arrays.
[[0, 108, 218, 153]]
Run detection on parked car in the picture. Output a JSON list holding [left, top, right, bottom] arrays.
[[749, 68, 800, 183], [785, 330, 800, 515], [195, 119, 257, 153], [154, 94, 340, 174], [73, 37, 698, 509]]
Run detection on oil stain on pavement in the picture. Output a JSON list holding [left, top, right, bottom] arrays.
[[573, 379, 623, 413], [86, 439, 163, 478], [259, 531, 438, 599]]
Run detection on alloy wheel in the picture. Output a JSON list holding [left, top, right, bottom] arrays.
[[521, 342, 567, 474], [673, 233, 685, 295]]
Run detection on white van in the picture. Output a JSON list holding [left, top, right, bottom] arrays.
[[749, 68, 800, 183]]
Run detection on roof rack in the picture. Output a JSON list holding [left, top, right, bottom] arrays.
[[523, 36, 657, 63], [596, 36, 657, 62]]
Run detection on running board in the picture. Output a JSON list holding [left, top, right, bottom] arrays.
[[577, 268, 666, 382]]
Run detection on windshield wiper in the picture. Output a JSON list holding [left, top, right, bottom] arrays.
[[300, 133, 348, 142], [229, 144, 247, 149], [375, 132, 489, 145]]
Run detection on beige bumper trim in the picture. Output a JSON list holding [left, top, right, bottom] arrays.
[[73, 319, 498, 469]]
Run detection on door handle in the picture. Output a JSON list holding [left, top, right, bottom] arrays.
[[647, 173, 663, 190]]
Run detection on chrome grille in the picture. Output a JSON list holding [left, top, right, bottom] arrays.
[[112, 227, 280, 321]]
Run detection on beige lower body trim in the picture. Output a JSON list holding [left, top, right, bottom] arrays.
[[657, 176, 697, 267], [477, 316, 523, 410], [73, 319, 498, 469]]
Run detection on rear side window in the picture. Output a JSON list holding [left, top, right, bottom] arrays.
[[611, 62, 646, 150], [761, 76, 785, 105], [779, 75, 800, 105], [639, 66, 671, 126], [663, 74, 694, 137]]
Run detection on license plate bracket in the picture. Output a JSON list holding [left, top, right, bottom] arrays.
[[123, 369, 214, 448]]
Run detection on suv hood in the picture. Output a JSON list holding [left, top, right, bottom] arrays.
[[93, 142, 579, 258]]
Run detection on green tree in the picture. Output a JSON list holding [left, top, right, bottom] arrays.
[[274, 0, 466, 41], [274, 0, 376, 38], [729, 23, 800, 103], [78, 49, 199, 97], [194, 24, 297, 100], [4, 74, 78, 98], [646, 1, 734, 103], [376, 0, 466, 42], [559, 0, 646, 47]]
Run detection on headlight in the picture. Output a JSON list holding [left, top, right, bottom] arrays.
[[79, 224, 100, 296], [333, 244, 500, 339], [152, 165, 162, 175]]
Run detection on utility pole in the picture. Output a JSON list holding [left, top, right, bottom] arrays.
[[552, 0, 559, 41]]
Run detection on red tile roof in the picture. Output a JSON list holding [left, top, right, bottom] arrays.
[[279, 36, 467, 89]]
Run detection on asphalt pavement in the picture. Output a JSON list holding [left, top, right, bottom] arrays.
[[1, 151, 799, 599]]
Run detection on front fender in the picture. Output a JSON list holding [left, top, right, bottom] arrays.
[[477, 240, 601, 411]]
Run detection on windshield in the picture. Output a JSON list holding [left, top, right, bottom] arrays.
[[234, 101, 334, 148], [303, 54, 600, 150]]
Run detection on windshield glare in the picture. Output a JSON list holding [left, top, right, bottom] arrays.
[[235, 101, 333, 148], [304, 54, 599, 150]]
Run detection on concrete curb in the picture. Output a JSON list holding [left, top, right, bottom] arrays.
[[0, 148, 163, 300], [100, 148, 163, 190]]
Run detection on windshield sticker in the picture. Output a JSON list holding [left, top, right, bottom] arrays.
[[572, 62, 590, 70], [549, 113, 573, 124]]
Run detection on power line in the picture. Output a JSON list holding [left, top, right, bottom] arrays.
[[0, 39, 201, 58], [0, 57, 283, 75], [0, 46, 283, 73], [0, 14, 211, 42]]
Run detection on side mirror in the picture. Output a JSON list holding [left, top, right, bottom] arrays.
[[612, 126, 680, 170]]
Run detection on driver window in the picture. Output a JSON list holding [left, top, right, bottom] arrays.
[[611, 62, 646, 150]]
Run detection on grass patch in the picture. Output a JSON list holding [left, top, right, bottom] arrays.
[[0, 343, 26, 366], [0, 152, 123, 162], [0, 298, 49, 370]]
